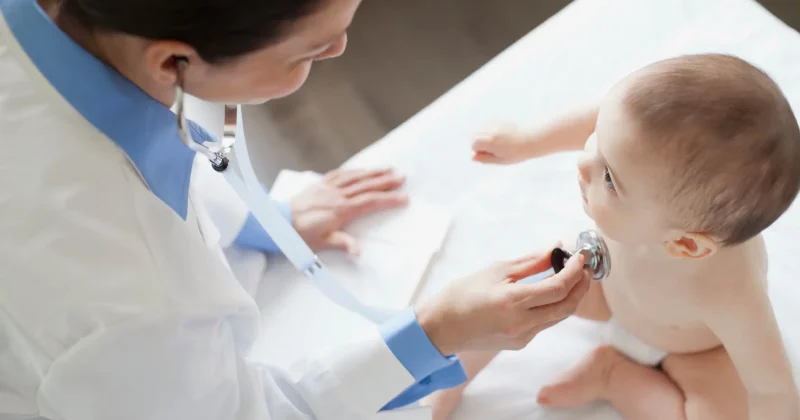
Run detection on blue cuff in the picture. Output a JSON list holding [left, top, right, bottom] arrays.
[[233, 190, 293, 254], [379, 306, 468, 411]]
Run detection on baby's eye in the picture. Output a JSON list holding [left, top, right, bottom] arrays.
[[603, 166, 616, 192]]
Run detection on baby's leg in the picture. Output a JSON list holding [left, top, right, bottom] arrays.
[[538, 346, 747, 420], [661, 347, 748, 420], [422, 350, 500, 420]]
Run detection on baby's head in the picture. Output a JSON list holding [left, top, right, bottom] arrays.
[[579, 53, 800, 258]]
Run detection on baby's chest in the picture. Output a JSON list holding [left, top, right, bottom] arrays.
[[602, 267, 703, 327]]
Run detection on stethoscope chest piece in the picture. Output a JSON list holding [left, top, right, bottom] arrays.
[[211, 156, 230, 173], [550, 230, 611, 281]]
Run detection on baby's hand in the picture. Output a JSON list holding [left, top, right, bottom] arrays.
[[471, 122, 538, 164]]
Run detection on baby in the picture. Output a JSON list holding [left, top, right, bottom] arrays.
[[426, 54, 800, 419]]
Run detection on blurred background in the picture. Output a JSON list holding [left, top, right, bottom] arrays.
[[239, 0, 800, 185]]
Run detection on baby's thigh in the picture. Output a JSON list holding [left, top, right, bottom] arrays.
[[662, 347, 748, 420]]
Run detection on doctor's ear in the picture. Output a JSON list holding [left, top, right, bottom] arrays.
[[142, 41, 201, 86], [663, 232, 718, 259]]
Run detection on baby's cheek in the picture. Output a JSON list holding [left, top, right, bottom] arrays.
[[590, 203, 633, 243]]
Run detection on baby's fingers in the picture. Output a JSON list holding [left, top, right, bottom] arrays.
[[472, 133, 497, 152], [472, 151, 505, 164]]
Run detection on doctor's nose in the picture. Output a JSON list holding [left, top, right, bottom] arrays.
[[315, 34, 348, 61]]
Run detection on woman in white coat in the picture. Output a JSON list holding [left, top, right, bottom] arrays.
[[0, 0, 591, 419]]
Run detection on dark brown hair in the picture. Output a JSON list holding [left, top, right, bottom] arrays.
[[61, 0, 321, 63], [623, 53, 800, 246]]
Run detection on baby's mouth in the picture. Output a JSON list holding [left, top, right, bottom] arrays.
[[578, 180, 593, 220]]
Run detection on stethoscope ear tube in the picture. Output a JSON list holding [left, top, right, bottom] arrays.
[[224, 106, 397, 323], [171, 64, 394, 323], [173, 57, 229, 172]]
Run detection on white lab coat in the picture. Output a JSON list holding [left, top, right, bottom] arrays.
[[0, 6, 418, 420]]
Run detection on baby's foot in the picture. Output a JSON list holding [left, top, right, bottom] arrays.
[[536, 346, 622, 408]]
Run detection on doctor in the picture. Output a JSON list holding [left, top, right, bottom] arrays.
[[0, 0, 591, 419]]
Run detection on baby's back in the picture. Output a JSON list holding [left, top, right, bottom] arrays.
[[600, 234, 768, 355]]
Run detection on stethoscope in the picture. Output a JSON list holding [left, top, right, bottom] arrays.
[[171, 58, 612, 325], [174, 58, 230, 173]]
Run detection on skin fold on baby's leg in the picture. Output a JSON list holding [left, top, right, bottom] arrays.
[[537, 346, 748, 420]]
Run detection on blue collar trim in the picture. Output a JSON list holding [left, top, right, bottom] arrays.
[[0, 0, 215, 220]]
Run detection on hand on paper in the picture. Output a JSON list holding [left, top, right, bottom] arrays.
[[415, 247, 591, 356], [289, 167, 408, 256]]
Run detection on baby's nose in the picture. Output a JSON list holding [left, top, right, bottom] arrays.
[[577, 155, 592, 183]]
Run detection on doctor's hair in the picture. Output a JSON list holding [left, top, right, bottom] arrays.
[[60, 0, 322, 63], [623, 53, 800, 246]]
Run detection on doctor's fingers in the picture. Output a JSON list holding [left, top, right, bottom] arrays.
[[507, 253, 587, 306], [341, 172, 406, 198], [325, 168, 396, 188], [326, 231, 360, 256], [522, 274, 589, 327], [340, 191, 408, 220], [506, 244, 564, 278]]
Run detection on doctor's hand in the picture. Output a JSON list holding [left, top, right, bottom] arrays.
[[414, 248, 591, 356], [289, 168, 408, 256]]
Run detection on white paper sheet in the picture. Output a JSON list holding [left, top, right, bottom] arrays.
[[250, 170, 453, 368], [373, 407, 432, 420]]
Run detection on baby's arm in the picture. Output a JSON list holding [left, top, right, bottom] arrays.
[[701, 273, 800, 419], [472, 104, 599, 164], [424, 350, 500, 420]]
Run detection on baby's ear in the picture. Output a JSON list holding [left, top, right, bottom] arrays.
[[663, 232, 718, 259]]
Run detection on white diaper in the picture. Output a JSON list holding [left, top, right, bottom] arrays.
[[602, 318, 668, 366]]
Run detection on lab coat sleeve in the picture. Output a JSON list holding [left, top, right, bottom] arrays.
[[189, 120, 292, 254], [36, 310, 424, 420], [379, 306, 468, 410]]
